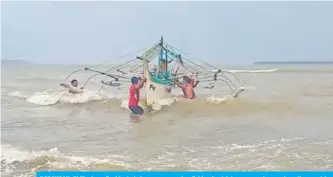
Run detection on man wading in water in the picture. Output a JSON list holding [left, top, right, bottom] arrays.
[[128, 76, 147, 115], [174, 75, 199, 99], [60, 79, 84, 94]]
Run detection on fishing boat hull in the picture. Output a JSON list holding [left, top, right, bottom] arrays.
[[143, 59, 172, 108]]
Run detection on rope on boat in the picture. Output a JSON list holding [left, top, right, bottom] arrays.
[[85, 68, 131, 80], [87, 47, 148, 68], [63, 69, 84, 82], [165, 42, 226, 71], [61, 42, 160, 86], [61, 38, 245, 98], [164, 42, 245, 90]]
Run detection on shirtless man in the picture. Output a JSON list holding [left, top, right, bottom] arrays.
[[60, 79, 84, 94], [174, 76, 199, 99]]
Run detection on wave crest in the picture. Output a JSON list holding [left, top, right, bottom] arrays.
[[1, 144, 131, 177]]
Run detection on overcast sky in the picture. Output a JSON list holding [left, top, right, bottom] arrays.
[[1, 1, 333, 64]]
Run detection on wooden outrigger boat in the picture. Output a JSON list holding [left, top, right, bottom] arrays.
[[62, 36, 245, 108]]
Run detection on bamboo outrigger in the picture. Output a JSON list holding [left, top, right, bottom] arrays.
[[62, 36, 245, 107]]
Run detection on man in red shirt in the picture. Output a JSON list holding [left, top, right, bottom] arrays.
[[128, 76, 147, 115]]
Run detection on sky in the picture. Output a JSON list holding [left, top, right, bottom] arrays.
[[1, 1, 333, 65]]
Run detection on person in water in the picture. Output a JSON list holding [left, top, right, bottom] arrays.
[[60, 79, 84, 94], [174, 76, 199, 99], [186, 75, 199, 98], [128, 76, 147, 115], [189, 75, 199, 98]]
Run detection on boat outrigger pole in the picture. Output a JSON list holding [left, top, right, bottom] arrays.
[[85, 68, 119, 81], [61, 36, 246, 100], [84, 67, 132, 81]]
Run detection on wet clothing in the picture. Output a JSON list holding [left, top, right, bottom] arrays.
[[128, 84, 139, 106], [129, 105, 144, 115], [128, 84, 144, 115]]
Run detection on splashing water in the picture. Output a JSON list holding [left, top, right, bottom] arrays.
[[8, 89, 118, 106]]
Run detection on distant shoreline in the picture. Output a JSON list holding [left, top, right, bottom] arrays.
[[254, 61, 333, 65], [1, 59, 32, 65]]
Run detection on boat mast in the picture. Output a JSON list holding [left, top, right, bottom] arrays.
[[158, 36, 164, 77], [165, 45, 168, 75]]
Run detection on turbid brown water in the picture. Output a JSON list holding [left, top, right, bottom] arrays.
[[1, 63, 333, 177]]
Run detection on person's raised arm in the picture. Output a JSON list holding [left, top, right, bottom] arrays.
[[135, 77, 147, 89], [193, 80, 199, 88], [60, 83, 70, 88], [189, 79, 194, 86], [61, 83, 84, 93], [69, 87, 84, 93], [174, 78, 185, 89]]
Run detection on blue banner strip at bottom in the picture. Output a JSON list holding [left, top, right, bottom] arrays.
[[36, 171, 333, 177]]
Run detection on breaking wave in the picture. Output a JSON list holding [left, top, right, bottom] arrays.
[[7, 90, 119, 106], [7, 89, 236, 112], [8, 88, 304, 117], [1, 144, 131, 177], [2, 138, 333, 177], [227, 67, 333, 74], [228, 68, 279, 73], [8, 91, 28, 99], [277, 68, 333, 73], [119, 94, 234, 112], [15, 76, 58, 82]]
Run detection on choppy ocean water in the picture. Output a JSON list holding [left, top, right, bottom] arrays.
[[1, 63, 333, 177]]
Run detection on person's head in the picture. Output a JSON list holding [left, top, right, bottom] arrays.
[[186, 78, 192, 84], [183, 76, 191, 84], [138, 77, 142, 81], [71, 79, 78, 87], [131, 76, 139, 85]]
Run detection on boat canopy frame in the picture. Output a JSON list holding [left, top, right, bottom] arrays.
[[61, 36, 245, 98]]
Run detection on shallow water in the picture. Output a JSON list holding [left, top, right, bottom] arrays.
[[1, 63, 333, 177]]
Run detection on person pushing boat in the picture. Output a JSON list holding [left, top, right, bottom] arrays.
[[128, 76, 147, 115], [60, 79, 84, 94], [174, 75, 199, 99], [188, 73, 199, 98]]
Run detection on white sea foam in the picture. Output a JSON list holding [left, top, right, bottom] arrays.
[[7, 89, 119, 106], [228, 68, 279, 73], [1, 144, 131, 177]]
